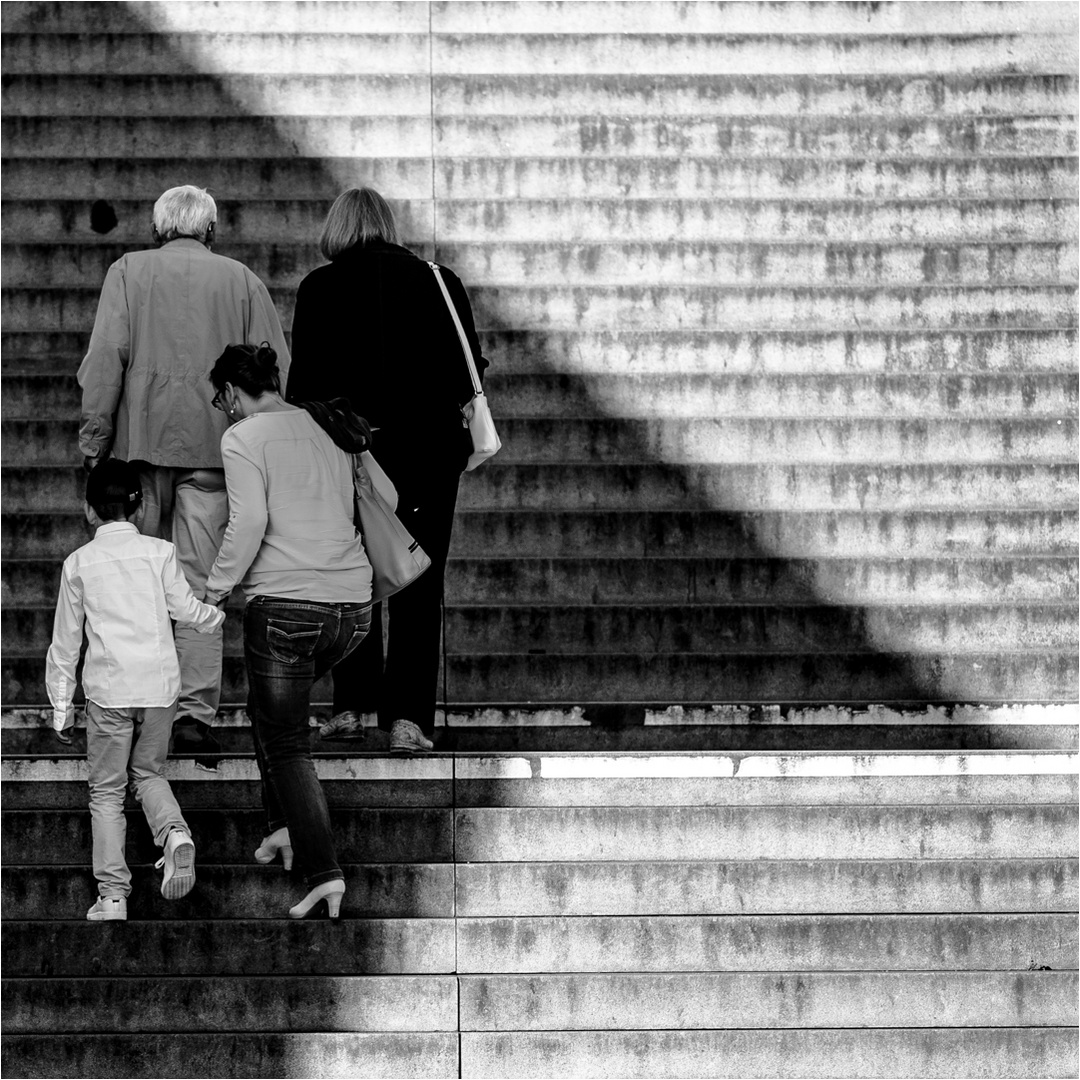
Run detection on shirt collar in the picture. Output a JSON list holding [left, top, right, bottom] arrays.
[[95, 521, 139, 537]]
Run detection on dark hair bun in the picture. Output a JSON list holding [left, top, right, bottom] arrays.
[[253, 342, 277, 370]]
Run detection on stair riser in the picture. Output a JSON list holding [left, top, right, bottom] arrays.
[[0, 1032, 458, 1080], [6, 859, 1072, 919], [5, 655, 1080, 710], [7, 418, 1078, 468], [5, 199, 1077, 244], [5, 329, 1076, 377], [5, 510, 1078, 561], [3, 971, 1075, 1034], [3, 915, 1073, 977], [7, 603, 1078, 656]]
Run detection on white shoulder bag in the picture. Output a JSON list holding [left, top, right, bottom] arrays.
[[429, 262, 501, 470]]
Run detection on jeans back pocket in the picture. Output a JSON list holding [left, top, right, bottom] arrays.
[[266, 620, 324, 665]]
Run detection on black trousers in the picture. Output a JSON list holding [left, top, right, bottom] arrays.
[[332, 462, 461, 737]]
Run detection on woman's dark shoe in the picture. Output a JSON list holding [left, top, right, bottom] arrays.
[[389, 719, 433, 755], [289, 879, 345, 919]]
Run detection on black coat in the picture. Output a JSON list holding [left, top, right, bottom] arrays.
[[286, 240, 488, 475]]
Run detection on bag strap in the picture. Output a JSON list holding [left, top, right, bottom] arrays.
[[429, 262, 483, 397]]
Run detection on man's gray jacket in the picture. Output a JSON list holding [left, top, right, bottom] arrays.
[[78, 238, 291, 469]]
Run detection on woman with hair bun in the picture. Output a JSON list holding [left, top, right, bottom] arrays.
[[203, 342, 372, 919], [287, 186, 489, 754]]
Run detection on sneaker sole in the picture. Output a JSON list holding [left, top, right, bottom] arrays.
[[87, 911, 127, 921], [389, 741, 431, 755], [162, 842, 196, 900]]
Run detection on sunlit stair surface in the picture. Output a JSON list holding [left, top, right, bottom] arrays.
[[1, 734, 1077, 1078]]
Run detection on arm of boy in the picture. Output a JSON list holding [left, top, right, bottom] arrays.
[[161, 546, 226, 633], [44, 560, 82, 734]]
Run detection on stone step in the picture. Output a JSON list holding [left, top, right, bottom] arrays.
[[4, 802, 1075, 866], [0, 0, 430, 34], [9, 601, 1078, 656], [452, 912, 1079, 973], [1, 807, 451, 865], [8, 283, 1078, 333], [3, 974, 459, 1034], [8, 241, 1077, 290], [6, 28, 1073, 79], [453, 857, 1079, 916], [4, 198, 1075, 244], [459, 1028, 1077, 1080], [3, 1028, 1076, 1080], [0, 33, 432, 79], [452, 804, 1077, 862], [9, 416, 1078, 467], [8, 718, 1075, 752], [5, 857, 1073, 920], [5, 328, 1076, 378], [3, 156, 1075, 203], [5, 750, 1076, 808], [0, 1032, 457, 1080], [6, 463, 1077, 515], [2, 913, 1072, 977], [5, 509, 1077, 561], [3, 971, 1074, 1035], [5, 115, 1076, 161], [6, 554, 1077, 606], [3, 918, 455, 976], [459, 971, 1078, 1030], [5, 0, 1076, 35], [6, 372, 1077, 421], [2, 862, 455, 920], [4, 74, 1076, 119]]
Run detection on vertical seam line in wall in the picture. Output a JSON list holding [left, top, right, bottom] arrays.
[[428, 0, 437, 258], [452, 752, 462, 1078]]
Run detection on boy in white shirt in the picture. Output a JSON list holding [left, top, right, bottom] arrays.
[[46, 461, 226, 921]]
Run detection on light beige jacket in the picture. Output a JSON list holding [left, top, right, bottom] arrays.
[[78, 238, 291, 469]]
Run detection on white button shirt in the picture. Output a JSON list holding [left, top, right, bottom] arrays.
[[46, 521, 225, 729]]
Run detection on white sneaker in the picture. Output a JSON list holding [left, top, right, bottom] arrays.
[[87, 896, 127, 921], [156, 829, 196, 899], [389, 719, 434, 755]]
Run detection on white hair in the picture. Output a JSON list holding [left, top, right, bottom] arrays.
[[153, 185, 217, 242]]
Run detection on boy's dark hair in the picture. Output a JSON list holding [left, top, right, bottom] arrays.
[[86, 460, 142, 521]]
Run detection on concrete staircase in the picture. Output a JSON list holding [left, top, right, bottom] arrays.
[[3, 1, 1078, 727], [1, 3, 1078, 1076], [3, 739, 1077, 1078]]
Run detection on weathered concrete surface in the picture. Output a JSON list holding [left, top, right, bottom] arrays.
[[460, 1028, 1079, 1079], [4, 976, 459, 1033], [1, 1033, 460, 1080], [455, 913, 1078, 973], [454, 858, 1079, 916], [2, 919, 457, 977], [1, 8, 1076, 1073]]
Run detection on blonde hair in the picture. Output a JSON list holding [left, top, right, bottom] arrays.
[[319, 187, 400, 260], [153, 185, 217, 242]]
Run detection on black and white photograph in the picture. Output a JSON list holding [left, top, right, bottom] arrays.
[[1, 2, 1077, 1077]]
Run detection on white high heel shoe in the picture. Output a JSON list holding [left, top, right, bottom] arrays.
[[254, 827, 293, 870], [289, 879, 345, 920]]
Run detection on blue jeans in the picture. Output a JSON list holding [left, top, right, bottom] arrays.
[[244, 596, 371, 887]]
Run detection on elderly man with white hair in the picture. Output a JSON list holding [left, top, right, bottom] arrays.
[[78, 184, 290, 765]]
